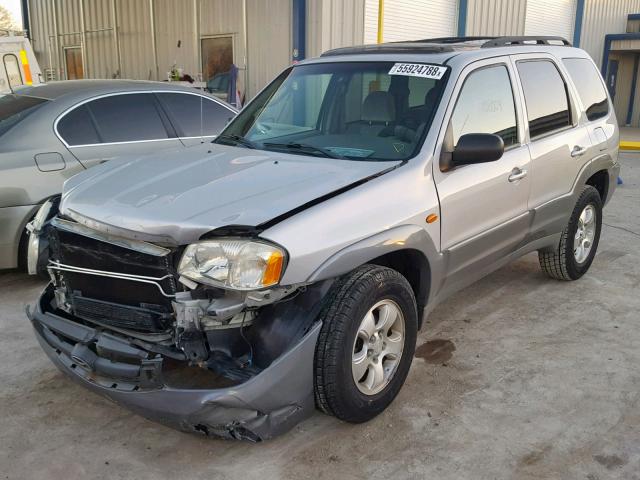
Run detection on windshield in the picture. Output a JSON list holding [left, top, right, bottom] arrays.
[[217, 61, 448, 161], [0, 94, 48, 137]]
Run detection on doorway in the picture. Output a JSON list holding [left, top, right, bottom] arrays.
[[201, 36, 233, 99], [64, 47, 84, 80]]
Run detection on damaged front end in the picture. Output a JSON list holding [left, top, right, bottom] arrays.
[[28, 215, 332, 441]]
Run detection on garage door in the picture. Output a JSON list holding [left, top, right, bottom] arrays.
[[364, 0, 457, 44], [525, 0, 576, 40]]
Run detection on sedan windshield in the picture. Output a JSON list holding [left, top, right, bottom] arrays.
[[217, 61, 448, 161]]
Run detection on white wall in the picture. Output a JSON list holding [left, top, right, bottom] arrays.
[[524, 0, 576, 39], [364, 0, 457, 44]]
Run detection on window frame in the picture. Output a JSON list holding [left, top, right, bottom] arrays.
[[514, 57, 577, 142], [560, 56, 610, 125], [447, 61, 521, 152], [54, 90, 236, 148]]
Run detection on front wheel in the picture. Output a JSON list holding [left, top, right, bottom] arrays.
[[539, 185, 602, 281], [314, 265, 418, 423]]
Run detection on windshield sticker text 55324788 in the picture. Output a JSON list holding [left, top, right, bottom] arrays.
[[388, 63, 447, 80]]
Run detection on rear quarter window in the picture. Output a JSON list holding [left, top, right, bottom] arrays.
[[57, 104, 101, 146], [0, 94, 49, 137], [516, 60, 572, 139], [562, 58, 609, 122]]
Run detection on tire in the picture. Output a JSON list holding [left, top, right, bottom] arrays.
[[314, 264, 418, 423], [539, 185, 603, 281]]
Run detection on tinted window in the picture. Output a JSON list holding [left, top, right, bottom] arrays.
[[57, 105, 100, 146], [0, 94, 48, 137], [517, 60, 571, 139], [202, 97, 234, 135], [159, 93, 232, 137], [86, 93, 169, 143], [450, 65, 517, 147], [563, 58, 609, 121]]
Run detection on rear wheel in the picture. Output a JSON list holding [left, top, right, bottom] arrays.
[[314, 265, 418, 423], [539, 185, 602, 280]]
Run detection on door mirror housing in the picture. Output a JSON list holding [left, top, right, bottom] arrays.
[[452, 133, 505, 167]]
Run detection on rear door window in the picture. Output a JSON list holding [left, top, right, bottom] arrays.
[[562, 58, 609, 121], [0, 94, 48, 137], [86, 93, 171, 143], [516, 60, 572, 139], [450, 65, 518, 147], [57, 104, 101, 146], [157, 93, 233, 137]]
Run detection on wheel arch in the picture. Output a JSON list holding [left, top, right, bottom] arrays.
[[585, 169, 610, 203], [367, 249, 431, 326], [307, 225, 440, 327]]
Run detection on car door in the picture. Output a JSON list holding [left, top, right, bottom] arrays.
[[433, 58, 531, 291], [156, 92, 236, 147], [511, 54, 594, 237], [56, 92, 184, 169]]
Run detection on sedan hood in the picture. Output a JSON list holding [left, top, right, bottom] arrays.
[[60, 144, 399, 245]]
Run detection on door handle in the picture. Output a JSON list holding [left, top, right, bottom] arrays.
[[571, 145, 588, 157], [508, 167, 528, 182]]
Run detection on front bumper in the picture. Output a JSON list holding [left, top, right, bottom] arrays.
[[29, 284, 321, 441]]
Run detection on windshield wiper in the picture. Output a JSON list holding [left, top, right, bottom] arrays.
[[263, 142, 346, 159], [214, 134, 257, 149]]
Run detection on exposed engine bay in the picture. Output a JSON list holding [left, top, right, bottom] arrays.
[[29, 214, 333, 440]]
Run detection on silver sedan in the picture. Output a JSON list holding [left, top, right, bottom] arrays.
[[0, 80, 237, 269]]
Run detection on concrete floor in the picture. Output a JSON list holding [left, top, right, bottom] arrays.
[[1, 154, 639, 480], [619, 126, 640, 143]]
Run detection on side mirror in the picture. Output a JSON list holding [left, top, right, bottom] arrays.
[[452, 133, 504, 167]]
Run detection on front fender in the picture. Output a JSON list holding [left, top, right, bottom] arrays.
[[307, 224, 444, 305]]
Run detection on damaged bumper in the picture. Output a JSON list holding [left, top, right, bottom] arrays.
[[29, 284, 321, 441]]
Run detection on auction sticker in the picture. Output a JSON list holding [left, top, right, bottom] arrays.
[[388, 63, 447, 80]]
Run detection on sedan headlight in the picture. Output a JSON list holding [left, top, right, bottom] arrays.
[[178, 239, 286, 290]]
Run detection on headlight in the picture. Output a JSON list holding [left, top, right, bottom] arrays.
[[178, 239, 286, 290]]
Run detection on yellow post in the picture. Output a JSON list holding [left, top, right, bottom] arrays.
[[377, 0, 384, 44]]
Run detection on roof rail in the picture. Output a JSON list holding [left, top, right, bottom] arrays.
[[481, 36, 572, 48], [417, 36, 496, 44], [321, 43, 454, 57]]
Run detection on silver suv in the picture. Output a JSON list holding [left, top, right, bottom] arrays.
[[27, 37, 620, 441]]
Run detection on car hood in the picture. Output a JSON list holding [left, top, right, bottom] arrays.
[[60, 144, 400, 245]]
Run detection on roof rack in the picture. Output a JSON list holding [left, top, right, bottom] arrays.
[[321, 43, 454, 57], [481, 36, 572, 47], [417, 36, 496, 44]]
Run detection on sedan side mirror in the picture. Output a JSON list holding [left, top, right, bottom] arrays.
[[452, 133, 504, 167]]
